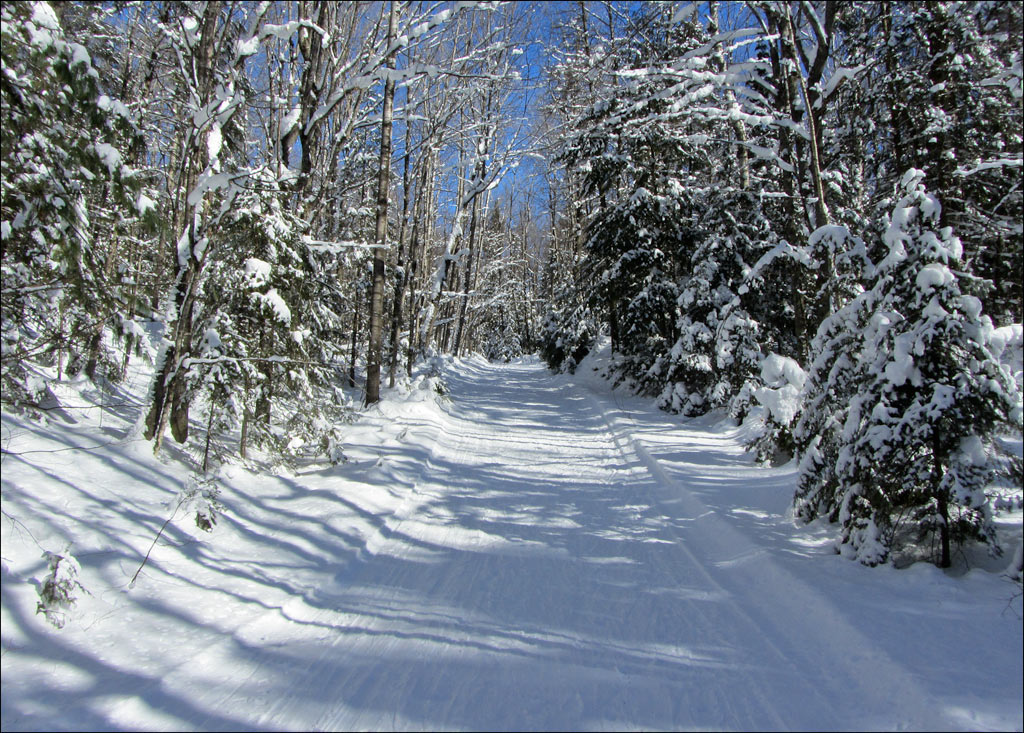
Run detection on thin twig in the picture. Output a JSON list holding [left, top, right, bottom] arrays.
[[1, 506, 46, 552], [2, 437, 126, 457], [129, 497, 185, 588]]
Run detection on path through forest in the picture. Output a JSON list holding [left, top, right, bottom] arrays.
[[121, 358, 974, 730], [2, 356, 1021, 731]]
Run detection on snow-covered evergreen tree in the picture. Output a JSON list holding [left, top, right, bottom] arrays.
[[659, 191, 771, 416], [796, 170, 1022, 567], [792, 225, 875, 510], [878, 2, 1023, 325], [558, 8, 717, 391], [539, 296, 600, 375], [1, 1, 143, 406]]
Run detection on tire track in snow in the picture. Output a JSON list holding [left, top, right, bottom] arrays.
[[234, 405, 478, 731], [105, 395, 467, 730], [579, 382, 945, 731], [108, 358, 949, 730], [289, 361, 731, 730], [575, 388, 795, 731], [385, 361, 802, 729]]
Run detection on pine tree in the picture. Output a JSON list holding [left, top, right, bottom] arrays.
[[660, 191, 771, 416], [796, 170, 1022, 567], [558, 8, 715, 390], [792, 225, 874, 513], [880, 2, 1022, 325], [1, 0, 143, 406]]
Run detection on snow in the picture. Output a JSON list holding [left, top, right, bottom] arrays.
[[92, 143, 123, 176], [672, 3, 699, 24], [235, 34, 260, 58], [760, 352, 807, 391], [202, 327, 222, 352], [135, 192, 156, 216], [187, 172, 234, 207], [121, 318, 146, 339], [808, 223, 853, 249], [818, 64, 866, 105], [900, 167, 927, 190], [68, 43, 92, 71], [257, 287, 291, 325], [992, 323, 1024, 400], [960, 294, 984, 321], [26, 19, 55, 51], [281, 105, 301, 136], [753, 383, 801, 426], [919, 192, 942, 223], [753, 353, 807, 427], [244, 257, 271, 286], [884, 333, 917, 387], [175, 228, 192, 267], [262, 21, 300, 42], [29, 1, 59, 31], [1, 343, 1021, 731], [207, 123, 222, 162], [958, 156, 1024, 177], [742, 142, 794, 173]]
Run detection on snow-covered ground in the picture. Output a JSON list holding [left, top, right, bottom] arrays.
[[2, 345, 1022, 731]]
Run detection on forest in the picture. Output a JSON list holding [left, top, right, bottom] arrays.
[[2, 2, 1023, 729], [2, 0, 1022, 569]]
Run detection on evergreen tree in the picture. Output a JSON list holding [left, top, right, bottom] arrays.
[[660, 191, 772, 416], [1, 0, 143, 405], [796, 170, 1022, 566], [792, 224, 875, 509], [559, 8, 714, 390], [882, 2, 1022, 324]]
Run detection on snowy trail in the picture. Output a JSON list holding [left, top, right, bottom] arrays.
[[4, 356, 1020, 731], [173, 359, 936, 730]]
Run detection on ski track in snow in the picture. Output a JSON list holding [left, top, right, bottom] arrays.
[[2, 356, 1021, 731], [127, 360, 931, 730]]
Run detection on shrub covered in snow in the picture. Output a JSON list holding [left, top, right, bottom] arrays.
[[746, 353, 807, 464], [35, 548, 87, 629]]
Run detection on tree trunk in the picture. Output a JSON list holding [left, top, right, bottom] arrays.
[[783, 5, 829, 229], [349, 292, 360, 389], [405, 154, 431, 377], [239, 372, 250, 459], [937, 491, 951, 569], [143, 236, 200, 452], [388, 123, 413, 388], [932, 436, 952, 568], [609, 299, 619, 355], [708, 1, 749, 191], [365, 1, 397, 406], [170, 368, 190, 443], [169, 277, 197, 443], [143, 1, 221, 453], [84, 321, 104, 382], [453, 190, 480, 356]]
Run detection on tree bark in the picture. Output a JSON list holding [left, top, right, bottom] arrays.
[[388, 122, 413, 387], [143, 1, 222, 452], [453, 183, 481, 356], [364, 1, 398, 405]]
